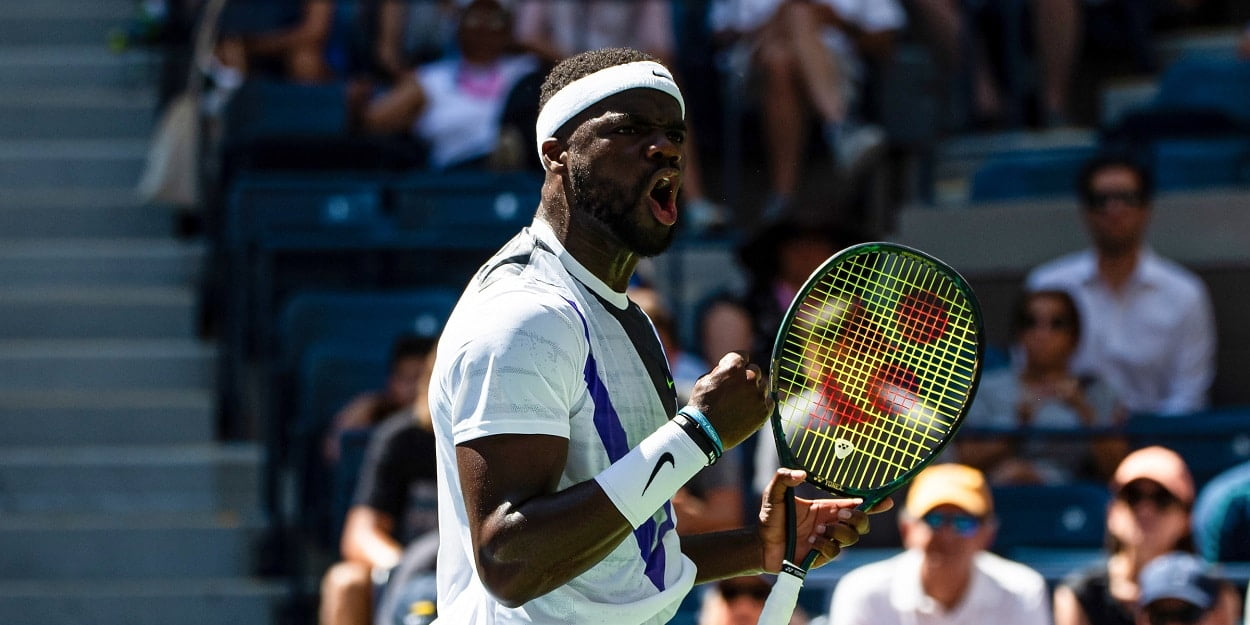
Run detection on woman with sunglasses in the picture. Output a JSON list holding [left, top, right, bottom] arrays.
[[1054, 446, 1211, 625], [827, 464, 1050, 625], [957, 289, 1128, 485]]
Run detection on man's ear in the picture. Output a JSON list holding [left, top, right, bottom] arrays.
[[540, 137, 567, 174]]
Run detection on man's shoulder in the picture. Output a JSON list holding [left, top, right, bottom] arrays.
[[974, 551, 1048, 593], [1026, 250, 1092, 288], [1141, 251, 1210, 297]]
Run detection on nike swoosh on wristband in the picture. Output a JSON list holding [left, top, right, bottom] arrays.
[[642, 452, 676, 495]]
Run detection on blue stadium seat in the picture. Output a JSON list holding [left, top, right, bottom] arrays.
[[991, 482, 1109, 554], [389, 170, 542, 248], [331, 427, 374, 547], [1152, 56, 1250, 126], [967, 147, 1097, 203], [1152, 138, 1250, 191], [276, 288, 457, 375], [224, 172, 392, 250], [292, 339, 390, 544], [1124, 406, 1250, 490]]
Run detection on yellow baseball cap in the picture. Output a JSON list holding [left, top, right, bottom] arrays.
[[905, 463, 993, 518]]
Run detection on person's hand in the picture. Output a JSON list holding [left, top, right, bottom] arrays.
[[756, 468, 893, 573], [686, 352, 773, 450]]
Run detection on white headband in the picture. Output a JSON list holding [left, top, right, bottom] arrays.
[[534, 61, 685, 161]]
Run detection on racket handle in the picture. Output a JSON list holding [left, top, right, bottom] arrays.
[[756, 561, 805, 625]]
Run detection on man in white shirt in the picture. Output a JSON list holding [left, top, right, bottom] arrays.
[[1026, 153, 1216, 415], [828, 463, 1050, 625], [429, 48, 888, 625]]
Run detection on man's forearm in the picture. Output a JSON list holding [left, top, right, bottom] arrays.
[[682, 527, 763, 583]]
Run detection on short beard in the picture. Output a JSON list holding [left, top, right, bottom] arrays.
[[569, 162, 674, 258]]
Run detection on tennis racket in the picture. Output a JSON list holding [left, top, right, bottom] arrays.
[[755, 242, 984, 625]]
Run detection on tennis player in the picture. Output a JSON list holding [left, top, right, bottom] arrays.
[[428, 47, 889, 624]]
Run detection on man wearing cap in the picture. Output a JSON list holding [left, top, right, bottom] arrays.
[[828, 463, 1049, 625], [1134, 552, 1242, 625], [428, 47, 889, 625]]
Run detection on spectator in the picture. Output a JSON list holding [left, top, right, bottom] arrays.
[[1239, 21, 1250, 59], [956, 289, 1128, 485], [318, 335, 440, 625], [214, 0, 343, 84], [708, 0, 905, 220], [322, 334, 437, 465], [359, 0, 540, 170], [1134, 551, 1243, 625], [1192, 460, 1250, 563], [1026, 153, 1216, 416], [513, 0, 728, 234], [1054, 446, 1198, 625], [699, 574, 810, 625], [827, 463, 1051, 625], [906, 0, 1079, 128], [628, 285, 746, 535]]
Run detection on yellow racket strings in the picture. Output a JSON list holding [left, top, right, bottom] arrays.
[[776, 251, 979, 491]]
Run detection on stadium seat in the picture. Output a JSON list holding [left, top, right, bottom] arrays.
[[276, 288, 456, 375], [389, 169, 542, 248], [1152, 56, 1250, 126], [1124, 406, 1250, 490], [991, 482, 1110, 554], [967, 147, 1097, 203], [1151, 138, 1250, 191], [292, 338, 390, 544]]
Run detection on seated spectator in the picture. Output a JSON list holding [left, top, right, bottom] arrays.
[[1054, 446, 1198, 625], [372, 0, 460, 79], [318, 335, 440, 625], [1239, 21, 1250, 59], [214, 0, 342, 84], [358, 0, 540, 170], [512, 0, 728, 233], [827, 463, 1050, 625], [707, 0, 905, 220], [1192, 459, 1250, 563], [1134, 551, 1243, 625], [629, 285, 746, 534], [322, 334, 436, 466], [1026, 153, 1216, 416], [956, 289, 1127, 485], [699, 574, 810, 625]]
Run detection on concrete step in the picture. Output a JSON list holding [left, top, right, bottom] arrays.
[[0, 443, 259, 515], [0, 87, 154, 139], [0, 338, 214, 391], [0, 188, 173, 237], [0, 138, 148, 187], [0, 3, 133, 47], [0, 286, 197, 340], [0, 578, 285, 625], [0, 238, 203, 287], [0, 389, 214, 447], [0, 45, 158, 89], [0, 512, 264, 580]]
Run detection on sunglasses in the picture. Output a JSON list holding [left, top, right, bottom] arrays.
[[719, 585, 771, 602], [921, 511, 983, 537], [1118, 484, 1181, 509], [1085, 190, 1145, 211], [1146, 603, 1206, 625], [1021, 314, 1074, 332]]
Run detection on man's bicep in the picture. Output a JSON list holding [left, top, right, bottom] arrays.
[[456, 434, 570, 538]]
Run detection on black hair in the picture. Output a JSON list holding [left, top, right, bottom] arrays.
[[1011, 289, 1082, 342], [1076, 152, 1155, 207], [388, 333, 436, 373], [538, 47, 660, 114]]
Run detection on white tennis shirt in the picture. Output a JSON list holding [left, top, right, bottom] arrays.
[[429, 219, 695, 624]]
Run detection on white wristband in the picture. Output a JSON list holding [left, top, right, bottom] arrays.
[[595, 419, 707, 528]]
